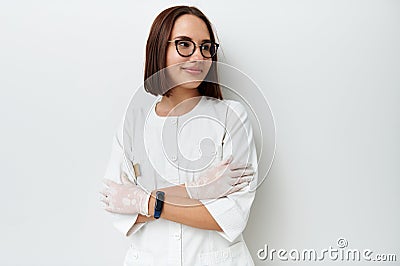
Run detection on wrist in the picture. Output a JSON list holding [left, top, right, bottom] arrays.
[[148, 191, 157, 217], [136, 214, 155, 223]]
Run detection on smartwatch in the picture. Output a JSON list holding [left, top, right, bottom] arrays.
[[154, 191, 165, 219]]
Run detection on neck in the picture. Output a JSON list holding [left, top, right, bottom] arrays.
[[157, 88, 202, 116], [160, 88, 201, 108]]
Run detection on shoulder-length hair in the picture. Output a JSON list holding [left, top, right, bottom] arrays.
[[144, 6, 222, 100]]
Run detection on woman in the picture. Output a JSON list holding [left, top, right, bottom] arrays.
[[101, 6, 258, 265]]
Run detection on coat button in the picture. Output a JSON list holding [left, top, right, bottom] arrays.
[[171, 118, 177, 125], [174, 234, 181, 240], [171, 155, 177, 161]]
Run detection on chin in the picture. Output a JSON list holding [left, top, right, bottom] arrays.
[[180, 81, 203, 90]]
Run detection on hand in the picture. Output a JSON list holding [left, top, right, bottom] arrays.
[[101, 172, 151, 215], [185, 156, 254, 200]]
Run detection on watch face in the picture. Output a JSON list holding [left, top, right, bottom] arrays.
[[155, 191, 165, 210], [156, 191, 165, 201]]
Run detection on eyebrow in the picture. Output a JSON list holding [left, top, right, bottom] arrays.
[[172, 35, 211, 42]]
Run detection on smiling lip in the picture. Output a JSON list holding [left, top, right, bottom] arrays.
[[182, 67, 202, 74]]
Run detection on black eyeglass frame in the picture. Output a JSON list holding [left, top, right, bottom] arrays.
[[167, 40, 219, 58]]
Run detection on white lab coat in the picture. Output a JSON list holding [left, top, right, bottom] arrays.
[[104, 94, 258, 266]]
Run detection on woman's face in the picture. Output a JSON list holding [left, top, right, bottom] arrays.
[[165, 14, 213, 91]]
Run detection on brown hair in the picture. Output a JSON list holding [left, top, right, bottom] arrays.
[[144, 6, 222, 99]]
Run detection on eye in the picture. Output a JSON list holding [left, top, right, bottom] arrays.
[[201, 43, 211, 51], [177, 40, 192, 49]]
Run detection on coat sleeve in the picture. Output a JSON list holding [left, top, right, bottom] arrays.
[[103, 120, 146, 237], [200, 101, 258, 242]]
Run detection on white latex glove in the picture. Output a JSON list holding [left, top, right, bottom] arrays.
[[101, 172, 151, 216], [185, 156, 254, 200]]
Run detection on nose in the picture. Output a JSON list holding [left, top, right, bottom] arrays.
[[190, 46, 205, 61]]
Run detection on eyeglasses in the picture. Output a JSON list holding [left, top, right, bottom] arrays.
[[168, 39, 219, 58]]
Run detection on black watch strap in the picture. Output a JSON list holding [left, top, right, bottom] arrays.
[[154, 191, 165, 219]]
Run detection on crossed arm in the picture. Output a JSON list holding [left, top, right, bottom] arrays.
[[102, 162, 253, 236], [104, 159, 253, 233]]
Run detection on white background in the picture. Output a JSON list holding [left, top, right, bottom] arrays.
[[1, 0, 399, 265]]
